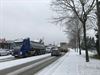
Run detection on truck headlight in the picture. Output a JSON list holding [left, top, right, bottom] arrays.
[[20, 52, 22, 55]]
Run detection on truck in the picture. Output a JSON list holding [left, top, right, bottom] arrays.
[[12, 38, 46, 58]]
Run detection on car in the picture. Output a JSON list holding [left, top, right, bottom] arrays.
[[0, 49, 9, 56], [46, 47, 52, 53], [51, 47, 61, 56]]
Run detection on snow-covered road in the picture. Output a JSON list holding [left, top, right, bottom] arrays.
[[0, 53, 60, 75], [0, 54, 50, 70], [0, 55, 14, 60], [0, 55, 15, 62], [36, 49, 100, 75]]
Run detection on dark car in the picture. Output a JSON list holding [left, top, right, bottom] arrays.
[[51, 47, 61, 56]]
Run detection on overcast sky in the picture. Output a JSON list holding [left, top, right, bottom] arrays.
[[0, 0, 67, 45]]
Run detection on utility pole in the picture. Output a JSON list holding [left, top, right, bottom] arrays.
[[96, 0, 100, 55]]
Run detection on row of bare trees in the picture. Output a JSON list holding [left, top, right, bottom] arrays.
[[64, 13, 82, 55], [51, 0, 100, 62]]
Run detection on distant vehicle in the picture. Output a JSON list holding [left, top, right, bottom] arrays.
[[12, 38, 46, 58], [60, 42, 68, 52], [0, 49, 9, 56], [46, 47, 52, 53], [51, 47, 61, 56]]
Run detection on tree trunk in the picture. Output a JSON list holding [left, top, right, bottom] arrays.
[[78, 30, 81, 55], [98, 1, 100, 56], [83, 21, 89, 62], [79, 34, 81, 55], [96, 0, 100, 56], [98, 17, 100, 55], [75, 36, 77, 52], [96, 39, 100, 55]]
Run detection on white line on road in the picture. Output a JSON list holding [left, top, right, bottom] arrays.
[[6, 57, 54, 75]]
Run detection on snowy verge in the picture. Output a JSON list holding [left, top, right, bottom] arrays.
[[35, 51, 70, 75], [35, 49, 100, 75], [0, 54, 50, 70], [0, 55, 14, 60]]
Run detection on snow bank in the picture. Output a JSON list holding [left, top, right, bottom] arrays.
[[36, 49, 100, 75], [0, 54, 50, 70], [0, 55, 14, 60]]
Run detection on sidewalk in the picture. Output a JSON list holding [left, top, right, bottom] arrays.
[[35, 49, 100, 75]]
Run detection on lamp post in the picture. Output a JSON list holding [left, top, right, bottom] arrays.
[[96, 0, 100, 55]]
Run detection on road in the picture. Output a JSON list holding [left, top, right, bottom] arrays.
[[0, 54, 63, 75]]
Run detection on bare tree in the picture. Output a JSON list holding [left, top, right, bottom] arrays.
[[51, 0, 96, 62], [64, 13, 83, 55]]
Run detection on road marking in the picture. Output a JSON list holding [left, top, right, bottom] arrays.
[[6, 57, 54, 75]]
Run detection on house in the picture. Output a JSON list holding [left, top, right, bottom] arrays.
[[0, 38, 13, 49]]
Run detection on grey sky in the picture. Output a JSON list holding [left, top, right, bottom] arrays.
[[0, 0, 67, 45]]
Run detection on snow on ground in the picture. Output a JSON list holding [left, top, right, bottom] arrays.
[[0, 54, 50, 70], [36, 49, 100, 75], [0, 55, 14, 60]]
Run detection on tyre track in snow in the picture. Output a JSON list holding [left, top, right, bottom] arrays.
[[0, 55, 62, 75], [17, 56, 59, 75], [0, 55, 51, 75], [0, 57, 15, 62]]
